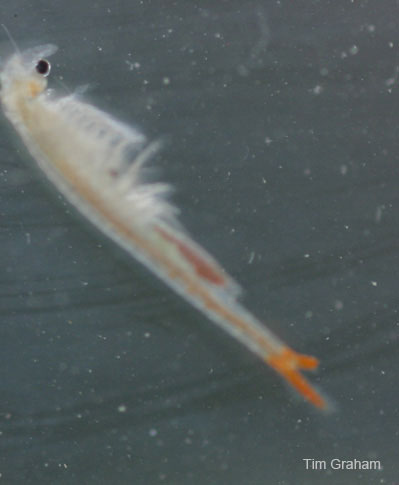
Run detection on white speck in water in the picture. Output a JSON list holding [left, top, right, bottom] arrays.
[[117, 404, 127, 413], [334, 300, 344, 311], [349, 45, 359, 55], [149, 428, 158, 437], [367, 24, 376, 33], [264, 137, 272, 145], [388, 41, 394, 48], [25, 232, 31, 245], [340, 165, 348, 175], [144, 332, 151, 338], [162, 77, 170, 85], [125, 60, 141, 71], [371, 281, 377, 287], [312, 85, 323, 95], [248, 251, 255, 264], [304, 253, 310, 258]]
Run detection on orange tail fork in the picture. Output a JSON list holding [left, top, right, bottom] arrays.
[[268, 346, 327, 410]]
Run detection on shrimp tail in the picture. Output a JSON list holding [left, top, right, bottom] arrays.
[[268, 346, 327, 410]]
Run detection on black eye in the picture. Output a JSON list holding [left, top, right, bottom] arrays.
[[35, 59, 51, 77]]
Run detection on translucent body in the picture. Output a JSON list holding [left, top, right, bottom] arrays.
[[0, 45, 327, 410]]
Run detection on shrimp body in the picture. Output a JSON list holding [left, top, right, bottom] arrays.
[[0, 45, 327, 409]]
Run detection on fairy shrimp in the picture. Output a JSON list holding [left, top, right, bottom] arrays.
[[0, 39, 328, 410]]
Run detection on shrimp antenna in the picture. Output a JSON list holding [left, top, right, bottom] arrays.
[[1, 24, 21, 55]]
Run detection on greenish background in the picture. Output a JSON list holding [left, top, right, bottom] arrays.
[[0, 1, 397, 483]]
